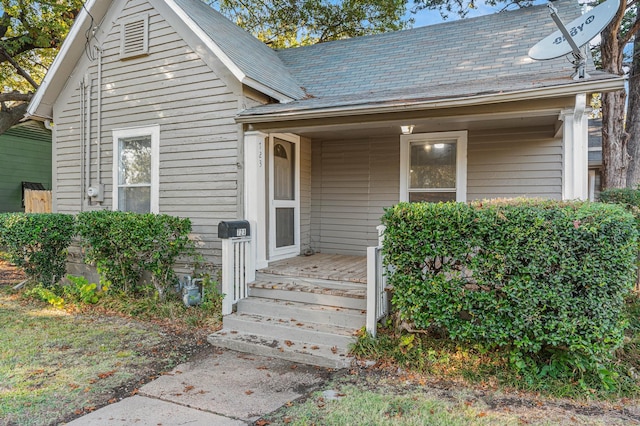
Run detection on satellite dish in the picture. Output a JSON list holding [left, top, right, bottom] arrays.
[[528, 0, 620, 61]]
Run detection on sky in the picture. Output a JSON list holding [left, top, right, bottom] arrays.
[[409, 1, 518, 28]]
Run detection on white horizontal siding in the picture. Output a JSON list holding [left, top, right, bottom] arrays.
[[311, 127, 563, 255], [311, 137, 399, 256], [467, 128, 562, 200], [52, 0, 244, 265]]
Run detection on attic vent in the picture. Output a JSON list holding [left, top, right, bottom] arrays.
[[120, 14, 149, 59]]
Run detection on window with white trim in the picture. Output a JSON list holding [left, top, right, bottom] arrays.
[[112, 125, 159, 213], [400, 131, 467, 202]]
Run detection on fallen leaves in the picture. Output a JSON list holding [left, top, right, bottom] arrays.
[[284, 340, 294, 347], [97, 370, 117, 379], [245, 390, 254, 395]]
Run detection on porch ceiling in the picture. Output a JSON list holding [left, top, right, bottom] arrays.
[[248, 105, 563, 140]]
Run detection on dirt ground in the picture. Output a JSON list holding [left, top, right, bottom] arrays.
[[0, 259, 25, 285]]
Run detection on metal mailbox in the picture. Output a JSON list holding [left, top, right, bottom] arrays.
[[218, 220, 251, 239]]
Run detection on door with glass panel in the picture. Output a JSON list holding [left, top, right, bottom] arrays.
[[269, 135, 300, 260]]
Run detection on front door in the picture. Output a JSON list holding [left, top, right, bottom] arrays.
[[269, 134, 300, 260]]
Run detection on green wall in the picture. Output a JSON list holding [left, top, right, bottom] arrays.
[[0, 121, 52, 212]]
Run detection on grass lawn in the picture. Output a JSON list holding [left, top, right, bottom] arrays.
[[0, 263, 210, 426], [262, 366, 640, 425]]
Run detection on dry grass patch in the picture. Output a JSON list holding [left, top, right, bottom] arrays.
[[0, 286, 207, 426]]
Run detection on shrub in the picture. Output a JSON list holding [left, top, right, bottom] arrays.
[[382, 200, 638, 365], [0, 213, 75, 286], [599, 188, 640, 210], [75, 211, 196, 299]]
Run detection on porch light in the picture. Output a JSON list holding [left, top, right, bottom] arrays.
[[401, 125, 414, 135]]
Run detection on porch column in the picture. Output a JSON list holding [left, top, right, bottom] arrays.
[[244, 130, 268, 270], [559, 93, 589, 200]]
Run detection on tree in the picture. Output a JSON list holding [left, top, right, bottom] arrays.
[[626, 10, 640, 185], [209, 0, 410, 48], [412, 0, 640, 190], [0, 1, 83, 134], [599, 0, 638, 188]]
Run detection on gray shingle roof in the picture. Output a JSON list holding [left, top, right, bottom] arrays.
[[174, 0, 305, 100], [239, 0, 613, 117]]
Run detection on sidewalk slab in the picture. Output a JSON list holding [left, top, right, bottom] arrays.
[[140, 347, 332, 422], [65, 395, 243, 425]]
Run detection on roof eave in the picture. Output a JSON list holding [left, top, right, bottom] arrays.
[[236, 76, 625, 124]]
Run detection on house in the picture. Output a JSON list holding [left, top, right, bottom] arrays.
[[26, 0, 624, 367], [0, 120, 52, 212]]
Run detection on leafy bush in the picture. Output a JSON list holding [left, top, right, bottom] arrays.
[[0, 213, 75, 286], [24, 284, 65, 309], [600, 187, 640, 291], [75, 211, 196, 299], [65, 275, 108, 304], [600, 188, 640, 210], [382, 200, 638, 367]]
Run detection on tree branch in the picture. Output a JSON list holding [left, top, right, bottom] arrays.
[[0, 92, 33, 103], [0, 102, 29, 135], [0, 47, 40, 89], [621, 16, 640, 47]]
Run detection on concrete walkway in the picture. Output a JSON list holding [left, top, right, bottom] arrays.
[[66, 347, 335, 425]]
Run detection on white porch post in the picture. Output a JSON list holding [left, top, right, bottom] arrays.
[[560, 93, 589, 200], [244, 130, 268, 270]]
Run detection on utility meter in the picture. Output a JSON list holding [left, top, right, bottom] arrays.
[[87, 187, 100, 198]]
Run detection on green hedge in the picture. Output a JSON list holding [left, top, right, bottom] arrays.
[[0, 213, 75, 286], [382, 200, 637, 362], [75, 211, 195, 299], [599, 188, 640, 209]]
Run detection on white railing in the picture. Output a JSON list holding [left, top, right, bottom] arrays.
[[366, 225, 389, 337], [221, 236, 254, 315]]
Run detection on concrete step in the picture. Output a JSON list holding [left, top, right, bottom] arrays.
[[207, 330, 352, 369], [250, 272, 366, 310], [237, 297, 365, 329], [222, 312, 358, 349]]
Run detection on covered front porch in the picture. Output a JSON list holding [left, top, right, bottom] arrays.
[[209, 94, 593, 367], [242, 94, 592, 268]]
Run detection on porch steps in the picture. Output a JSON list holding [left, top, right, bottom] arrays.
[[208, 272, 366, 369]]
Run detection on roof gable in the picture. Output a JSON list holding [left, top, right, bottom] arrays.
[[27, 0, 304, 119]]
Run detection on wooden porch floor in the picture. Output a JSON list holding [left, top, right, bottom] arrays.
[[260, 253, 367, 284]]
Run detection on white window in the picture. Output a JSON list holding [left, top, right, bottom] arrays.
[[400, 131, 467, 202], [112, 125, 159, 213]]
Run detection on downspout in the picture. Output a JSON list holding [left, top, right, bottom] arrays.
[[86, 75, 92, 206], [80, 79, 85, 211], [96, 46, 103, 202]]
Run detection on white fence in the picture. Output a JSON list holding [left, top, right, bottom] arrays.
[[221, 236, 254, 315], [366, 225, 390, 337]]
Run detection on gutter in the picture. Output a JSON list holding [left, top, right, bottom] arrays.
[[235, 76, 625, 124]]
